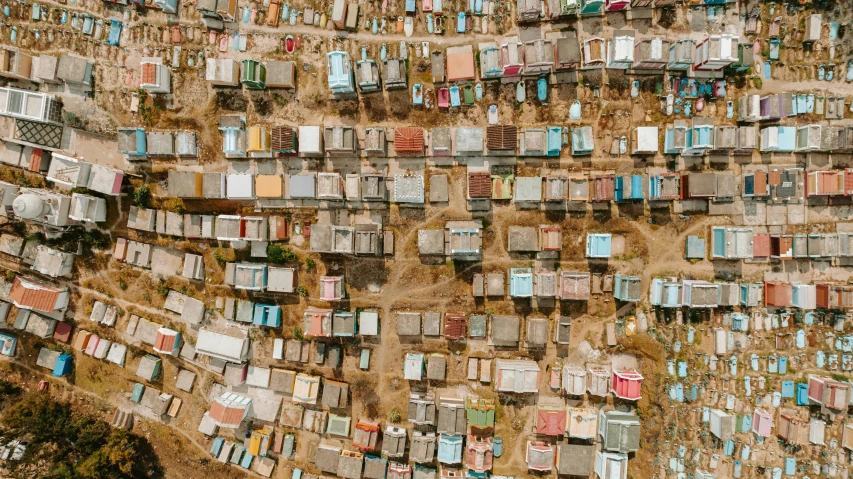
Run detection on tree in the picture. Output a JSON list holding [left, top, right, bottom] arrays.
[[76, 430, 139, 478], [0, 391, 164, 479]]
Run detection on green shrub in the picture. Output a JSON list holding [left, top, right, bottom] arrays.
[[293, 327, 304, 340], [388, 407, 402, 423], [305, 257, 316, 272], [1, 391, 164, 477], [132, 185, 152, 208], [213, 250, 227, 266], [295, 285, 308, 297], [267, 244, 298, 263]]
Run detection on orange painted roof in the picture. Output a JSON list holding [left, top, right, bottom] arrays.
[[447, 51, 476, 81], [753, 172, 767, 194], [768, 170, 782, 186], [256, 175, 283, 198]]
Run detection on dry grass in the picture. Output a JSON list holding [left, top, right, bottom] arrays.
[[618, 334, 668, 479]]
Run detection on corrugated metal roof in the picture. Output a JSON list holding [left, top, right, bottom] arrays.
[[444, 313, 466, 340], [592, 176, 615, 201]]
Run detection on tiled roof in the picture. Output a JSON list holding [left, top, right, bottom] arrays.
[[395, 127, 424, 153], [486, 125, 518, 151], [142, 63, 157, 85], [468, 172, 492, 198], [9, 276, 61, 313]]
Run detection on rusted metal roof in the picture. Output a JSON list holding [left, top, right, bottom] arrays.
[[444, 313, 466, 340], [486, 125, 518, 151], [468, 172, 492, 198], [394, 127, 424, 154], [592, 175, 615, 202]]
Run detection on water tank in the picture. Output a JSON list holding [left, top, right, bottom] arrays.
[[12, 193, 46, 220]]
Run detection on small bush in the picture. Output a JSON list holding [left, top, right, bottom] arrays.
[[133, 185, 152, 208], [80, 230, 108, 250], [4, 270, 16, 282], [388, 407, 402, 423], [295, 285, 308, 297], [167, 199, 186, 214], [293, 327, 304, 341], [267, 244, 298, 263], [305, 257, 316, 272], [157, 283, 170, 298], [118, 279, 128, 290], [213, 250, 227, 266], [25, 231, 45, 244]]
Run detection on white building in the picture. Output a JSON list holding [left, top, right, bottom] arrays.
[[31, 245, 75, 278], [631, 126, 659, 154], [694, 34, 737, 71], [206, 58, 240, 86], [11, 189, 72, 227], [69, 193, 107, 223], [195, 329, 250, 362], [46, 153, 124, 196]]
